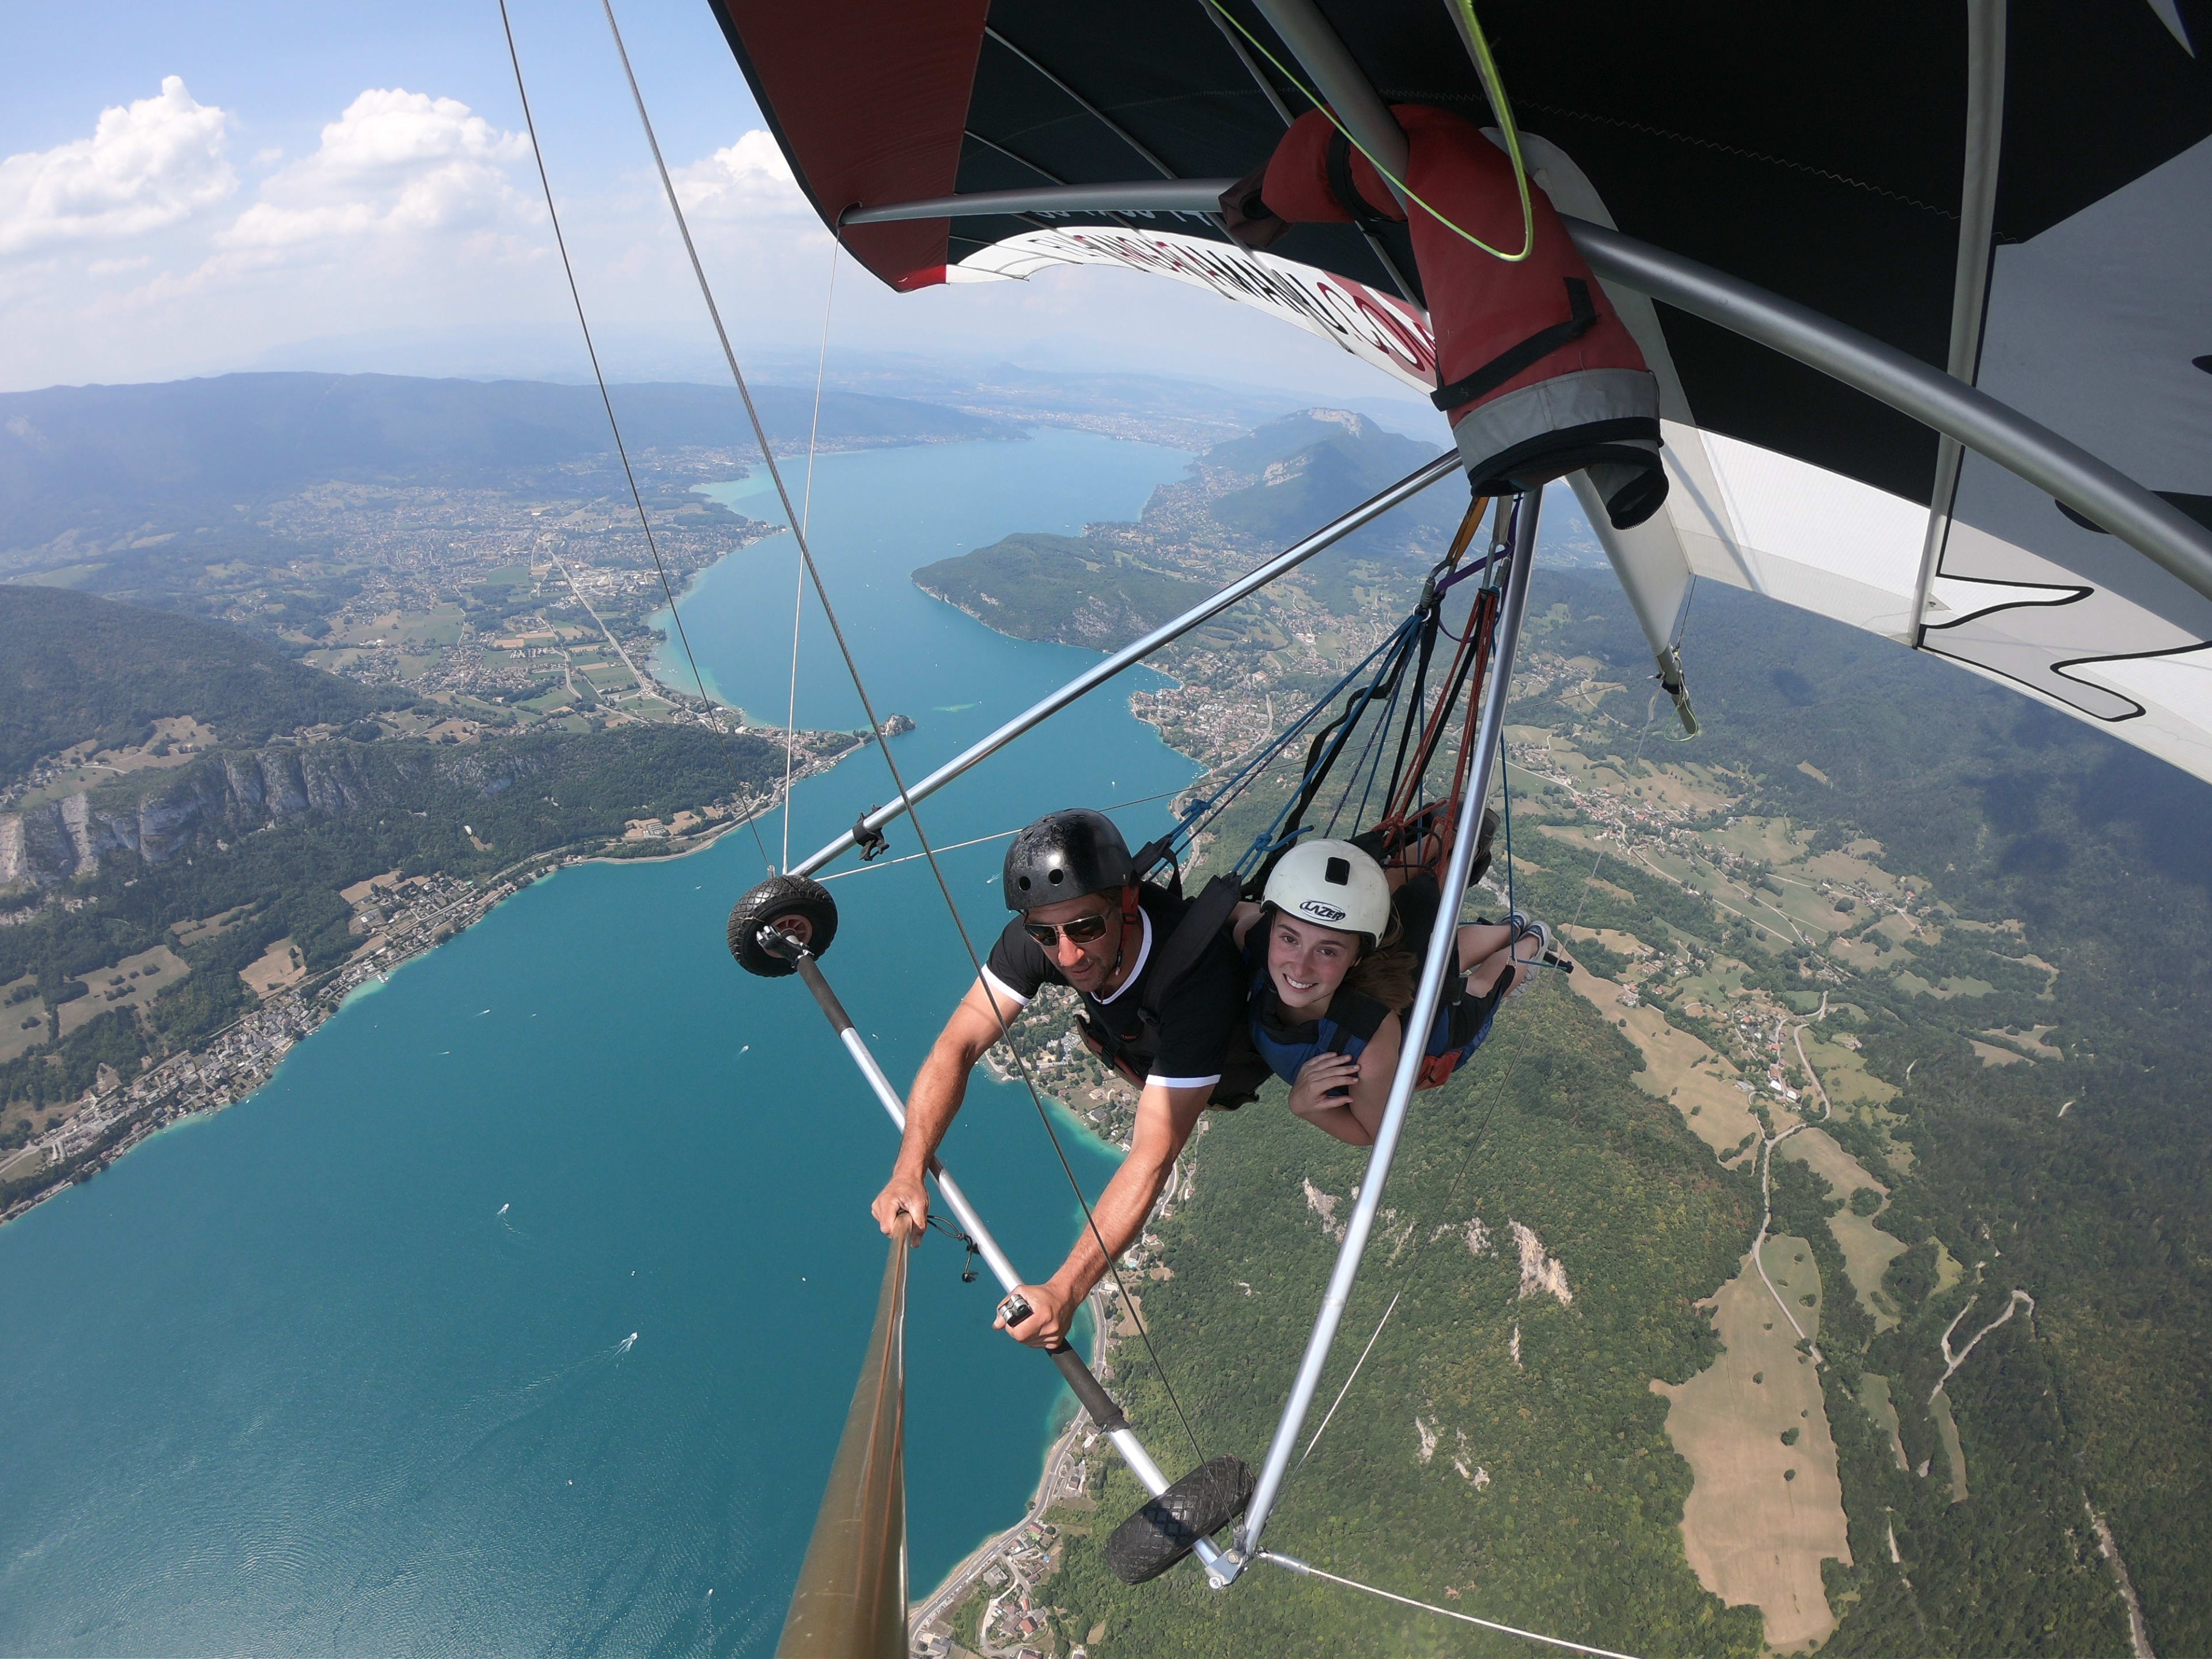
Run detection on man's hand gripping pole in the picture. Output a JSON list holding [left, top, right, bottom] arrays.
[[728, 878, 1244, 1582]]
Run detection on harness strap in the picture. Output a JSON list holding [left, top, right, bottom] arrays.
[[1430, 278, 1599, 414], [1139, 874, 1244, 1025], [1075, 877, 1245, 1088]]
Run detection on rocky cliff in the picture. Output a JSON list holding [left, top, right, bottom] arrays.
[[2, 744, 379, 885]]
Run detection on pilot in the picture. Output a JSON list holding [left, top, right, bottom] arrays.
[[870, 809, 1248, 1349]]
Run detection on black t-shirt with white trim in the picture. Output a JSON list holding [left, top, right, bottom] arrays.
[[983, 883, 1246, 1089]]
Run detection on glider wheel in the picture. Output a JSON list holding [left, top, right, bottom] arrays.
[[727, 875, 839, 978], [1102, 1455, 1255, 1585]]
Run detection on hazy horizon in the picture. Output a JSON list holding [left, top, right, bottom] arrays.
[[2, 3, 1433, 411]]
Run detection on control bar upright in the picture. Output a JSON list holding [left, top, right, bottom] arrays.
[[770, 934, 1227, 1575]]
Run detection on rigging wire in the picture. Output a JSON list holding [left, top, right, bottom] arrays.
[[1294, 1289, 1399, 1471], [1296, 702, 1664, 1493], [493, 0, 774, 878], [815, 787, 1192, 882], [782, 238, 842, 874], [1278, 534, 1560, 1495], [1260, 1552, 1647, 1659], [593, 0, 1210, 1467]]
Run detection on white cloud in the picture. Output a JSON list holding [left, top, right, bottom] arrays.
[[0, 76, 236, 257], [671, 130, 806, 217], [0, 81, 1423, 411], [221, 88, 531, 250]]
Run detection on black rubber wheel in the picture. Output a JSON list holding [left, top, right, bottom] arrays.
[[726, 874, 839, 978], [1101, 1455, 1255, 1585]]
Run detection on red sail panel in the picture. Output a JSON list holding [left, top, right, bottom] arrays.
[[706, 0, 987, 290]]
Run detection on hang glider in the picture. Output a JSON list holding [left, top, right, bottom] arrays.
[[494, 0, 2212, 1647], [708, 0, 2212, 782]]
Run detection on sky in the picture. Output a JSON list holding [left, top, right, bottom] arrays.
[[0, 0, 1433, 411]]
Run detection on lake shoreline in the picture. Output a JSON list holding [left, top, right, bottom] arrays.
[[0, 430, 1196, 1654], [0, 752, 855, 1233]]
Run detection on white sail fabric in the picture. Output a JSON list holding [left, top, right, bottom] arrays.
[[951, 226, 1440, 395], [954, 200, 2212, 786], [1926, 134, 2212, 781]]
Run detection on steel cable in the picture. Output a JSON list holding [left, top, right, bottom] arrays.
[[1260, 1552, 1648, 1659], [494, 0, 774, 878], [593, 0, 1210, 1465]]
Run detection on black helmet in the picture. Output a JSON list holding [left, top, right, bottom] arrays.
[[1002, 809, 1132, 910]]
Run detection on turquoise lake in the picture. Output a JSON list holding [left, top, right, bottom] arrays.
[[0, 430, 1209, 1656]]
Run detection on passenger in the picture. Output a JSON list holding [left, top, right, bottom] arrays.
[[870, 809, 1248, 1350], [1231, 839, 1550, 1146]]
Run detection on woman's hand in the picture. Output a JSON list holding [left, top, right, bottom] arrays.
[[1289, 1051, 1360, 1119]]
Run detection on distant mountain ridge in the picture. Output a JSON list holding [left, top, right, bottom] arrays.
[[0, 372, 1021, 549], [911, 407, 1463, 650], [1196, 408, 1459, 547]]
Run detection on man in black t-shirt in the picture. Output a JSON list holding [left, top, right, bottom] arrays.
[[871, 809, 1245, 1350]]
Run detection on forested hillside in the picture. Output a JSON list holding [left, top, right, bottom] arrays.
[[0, 722, 789, 1128], [912, 449, 2209, 1655], [1531, 572, 2212, 1654], [0, 585, 411, 778], [914, 533, 1214, 648], [1050, 988, 1767, 1658]]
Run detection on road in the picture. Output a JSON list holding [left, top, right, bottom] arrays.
[[910, 1418, 1086, 1639], [1746, 1018, 1838, 1363], [548, 554, 653, 693]]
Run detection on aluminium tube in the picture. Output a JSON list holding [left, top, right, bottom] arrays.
[[1563, 215, 2212, 608], [843, 180, 1238, 226], [788, 946, 1024, 1288], [787, 950, 1230, 1568], [1231, 487, 1541, 1575], [790, 453, 1464, 878], [1245, 0, 1409, 198], [1908, 0, 2008, 636]]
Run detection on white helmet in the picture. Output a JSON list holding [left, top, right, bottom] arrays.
[[1263, 839, 1392, 947]]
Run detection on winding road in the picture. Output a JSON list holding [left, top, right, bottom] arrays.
[[1747, 1016, 1838, 1363]]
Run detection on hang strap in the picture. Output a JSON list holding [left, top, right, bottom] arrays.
[[1430, 278, 1599, 413], [1325, 130, 1397, 237]]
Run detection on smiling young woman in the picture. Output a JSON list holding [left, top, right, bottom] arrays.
[[1230, 839, 1549, 1145]]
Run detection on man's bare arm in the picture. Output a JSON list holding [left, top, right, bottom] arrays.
[[999, 1081, 1211, 1347], [871, 975, 1025, 1241]]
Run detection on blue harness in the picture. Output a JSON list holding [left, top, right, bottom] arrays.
[[1245, 927, 1391, 1086]]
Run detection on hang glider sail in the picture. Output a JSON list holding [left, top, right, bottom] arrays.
[[707, 0, 2212, 782]]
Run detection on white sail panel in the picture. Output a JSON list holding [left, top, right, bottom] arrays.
[[955, 224, 2212, 785], [953, 228, 1438, 393]]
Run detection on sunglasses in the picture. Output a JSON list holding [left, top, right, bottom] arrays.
[[1022, 911, 1113, 949]]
